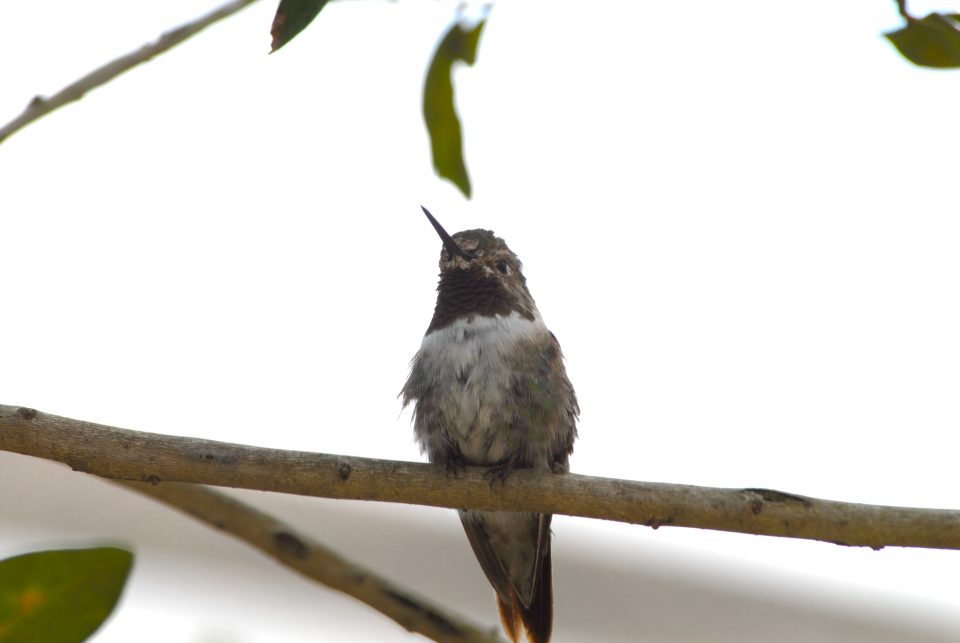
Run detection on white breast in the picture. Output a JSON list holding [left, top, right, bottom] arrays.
[[415, 310, 546, 462]]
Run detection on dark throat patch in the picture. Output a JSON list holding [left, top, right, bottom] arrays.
[[426, 267, 534, 334]]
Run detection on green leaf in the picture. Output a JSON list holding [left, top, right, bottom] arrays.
[[270, 0, 332, 53], [0, 547, 133, 643], [886, 13, 960, 68], [423, 16, 488, 198]]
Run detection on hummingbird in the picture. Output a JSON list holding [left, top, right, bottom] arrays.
[[402, 207, 579, 643]]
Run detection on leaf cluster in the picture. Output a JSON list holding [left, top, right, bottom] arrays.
[[271, 1, 488, 198]]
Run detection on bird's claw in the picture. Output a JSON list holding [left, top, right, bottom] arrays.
[[483, 460, 518, 487]]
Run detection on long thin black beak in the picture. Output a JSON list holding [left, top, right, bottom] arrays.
[[421, 206, 473, 260]]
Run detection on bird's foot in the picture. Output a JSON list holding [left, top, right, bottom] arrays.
[[444, 458, 468, 478], [483, 459, 519, 487], [440, 444, 470, 478]]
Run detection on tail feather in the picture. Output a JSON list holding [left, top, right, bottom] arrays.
[[460, 510, 555, 642], [519, 547, 553, 643], [497, 592, 522, 643], [494, 547, 554, 643]]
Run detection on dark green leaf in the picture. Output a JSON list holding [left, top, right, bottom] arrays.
[[886, 13, 960, 68], [270, 0, 332, 53], [423, 17, 488, 198], [0, 547, 133, 643]]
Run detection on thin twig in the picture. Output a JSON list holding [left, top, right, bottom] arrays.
[[2, 404, 960, 550], [115, 480, 501, 643], [0, 0, 262, 145], [896, 0, 914, 22]]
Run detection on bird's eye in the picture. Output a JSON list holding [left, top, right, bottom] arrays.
[[496, 260, 509, 275]]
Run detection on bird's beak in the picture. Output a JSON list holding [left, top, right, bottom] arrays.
[[421, 206, 473, 260]]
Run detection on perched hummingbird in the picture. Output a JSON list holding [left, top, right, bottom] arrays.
[[402, 207, 579, 643]]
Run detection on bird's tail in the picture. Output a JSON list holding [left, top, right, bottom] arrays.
[[496, 593, 522, 643], [496, 548, 554, 643]]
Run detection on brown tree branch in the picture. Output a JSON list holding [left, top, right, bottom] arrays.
[[0, 0, 262, 145], [2, 404, 960, 550], [114, 480, 501, 643]]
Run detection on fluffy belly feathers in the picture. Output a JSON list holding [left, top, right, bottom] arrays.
[[407, 311, 549, 466]]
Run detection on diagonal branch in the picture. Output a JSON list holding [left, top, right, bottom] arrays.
[[0, 0, 262, 145], [2, 404, 960, 550], [115, 480, 501, 643]]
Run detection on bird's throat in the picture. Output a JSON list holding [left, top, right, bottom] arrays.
[[427, 268, 534, 334]]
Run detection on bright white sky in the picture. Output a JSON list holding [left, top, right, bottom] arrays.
[[2, 0, 960, 641]]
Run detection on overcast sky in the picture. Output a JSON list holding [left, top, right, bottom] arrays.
[[2, 1, 960, 641]]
